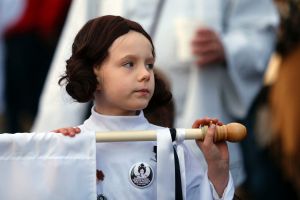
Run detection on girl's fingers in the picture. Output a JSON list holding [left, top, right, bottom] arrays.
[[192, 117, 209, 128], [204, 124, 216, 145], [51, 127, 80, 137], [196, 124, 215, 146], [192, 117, 222, 128], [52, 129, 67, 134]]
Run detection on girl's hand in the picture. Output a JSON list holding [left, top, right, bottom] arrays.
[[192, 117, 229, 197], [52, 127, 81, 137]]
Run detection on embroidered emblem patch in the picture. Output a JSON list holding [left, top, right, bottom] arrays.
[[129, 162, 154, 188], [97, 194, 107, 200]]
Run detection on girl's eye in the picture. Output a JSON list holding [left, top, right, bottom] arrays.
[[123, 62, 134, 68], [146, 63, 154, 70]]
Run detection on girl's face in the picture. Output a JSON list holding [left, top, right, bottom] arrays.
[[94, 31, 155, 116]]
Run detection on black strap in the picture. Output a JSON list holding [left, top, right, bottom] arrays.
[[173, 146, 183, 200], [169, 128, 177, 142], [169, 128, 183, 200]]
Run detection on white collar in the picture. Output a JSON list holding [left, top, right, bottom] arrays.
[[83, 107, 151, 132]]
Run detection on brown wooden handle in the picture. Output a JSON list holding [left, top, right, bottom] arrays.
[[189, 122, 247, 142], [214, 122, 247, 142]]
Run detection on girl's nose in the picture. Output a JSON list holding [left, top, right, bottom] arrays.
[[138, 65, 151, 81]]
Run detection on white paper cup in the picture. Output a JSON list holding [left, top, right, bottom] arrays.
[[175, 18, 203, 63]]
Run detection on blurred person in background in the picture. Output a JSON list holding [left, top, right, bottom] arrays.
[[270, 0, 300, 198], [3, 0, 71, 132], [0, 0, 25, 131], [241, 0, 300, 199], [32, 0, 278, 192]]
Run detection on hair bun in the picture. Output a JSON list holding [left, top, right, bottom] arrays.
[[60, 57, 97, 102]]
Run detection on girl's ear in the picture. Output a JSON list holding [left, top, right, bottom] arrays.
[[93, 66, 102, 91]]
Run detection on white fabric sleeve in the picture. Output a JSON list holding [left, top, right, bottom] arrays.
[[199, 170, 234, 200], [221, 0, 279, 119], [184, 140, 235, 200], [31, 0, 89, 132], [208, 172, 235, 200]]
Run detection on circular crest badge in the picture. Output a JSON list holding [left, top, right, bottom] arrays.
[[97, 194, 107, 200], [129, 162, 154, 188]]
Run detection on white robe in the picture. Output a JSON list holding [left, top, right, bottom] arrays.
[[79, 108, 234, 199], [32, 0, 279, 186]]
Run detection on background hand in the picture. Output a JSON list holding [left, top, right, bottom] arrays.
[[191, 28, 226, 66]]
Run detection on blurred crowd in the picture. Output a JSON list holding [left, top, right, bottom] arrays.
[[0, 0, 71, 132], [0, 0, 300, 199]]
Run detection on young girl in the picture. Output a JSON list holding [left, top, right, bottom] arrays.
[[56, 15, 234, 199]]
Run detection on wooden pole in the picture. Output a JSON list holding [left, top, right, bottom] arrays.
[[95, 122, 247, 143]]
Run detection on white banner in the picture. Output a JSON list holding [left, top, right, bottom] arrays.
[[0, 132, 96, 200]]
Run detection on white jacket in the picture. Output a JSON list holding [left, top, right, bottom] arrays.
[[79, 108, 234, 199]]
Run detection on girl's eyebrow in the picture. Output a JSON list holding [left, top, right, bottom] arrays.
[[146, 57, 155, 63], [120, 54, 155, 62], [120, 55, 137, 60]]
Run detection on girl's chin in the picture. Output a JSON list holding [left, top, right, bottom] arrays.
[[129, 105, 148, 113], [131, 101, 149, 109]]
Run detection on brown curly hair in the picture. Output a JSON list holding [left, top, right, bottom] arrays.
[[59, 15, 172, 115]]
